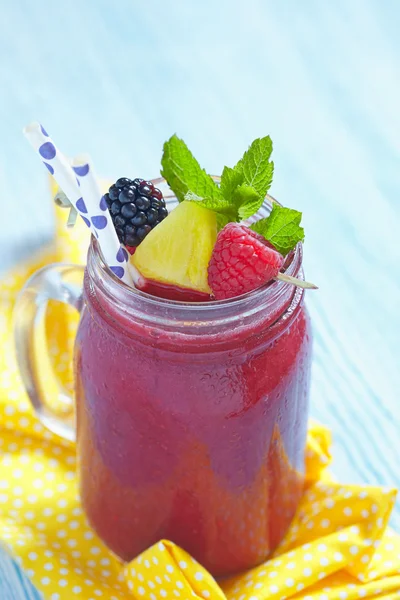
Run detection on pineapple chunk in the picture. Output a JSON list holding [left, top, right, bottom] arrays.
[[131, 201, 217, 295]]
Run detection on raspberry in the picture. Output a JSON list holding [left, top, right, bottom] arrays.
[[208, 223, 284, 300], [105, 178, 168, 248]]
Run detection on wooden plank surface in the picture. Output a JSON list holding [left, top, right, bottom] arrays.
[[0, 0, 399, 596]]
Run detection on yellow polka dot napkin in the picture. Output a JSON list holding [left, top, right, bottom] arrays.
[[1, 183, 400, 599]]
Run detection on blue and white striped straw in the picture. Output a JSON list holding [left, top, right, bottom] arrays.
[[23, 122, 135, 287]]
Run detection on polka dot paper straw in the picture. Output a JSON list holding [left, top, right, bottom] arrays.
[[72, 155, 140, 286], [23, 122, 134, 286]]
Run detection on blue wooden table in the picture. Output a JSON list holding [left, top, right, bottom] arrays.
[[1, 0, 399, 597]]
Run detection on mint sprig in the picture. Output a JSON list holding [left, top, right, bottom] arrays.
[[234, 184, 265, 220], [161, 134, 304, 256], [250, 205, 304, 256], [220, 165, 243, 204], [236, 135, 274, 200], [161, 135, 223, 205], [219, 136, 274, 219]]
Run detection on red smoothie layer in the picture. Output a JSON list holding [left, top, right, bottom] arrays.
[[75, 275, 312, 576], [138, 279, 211, 302]]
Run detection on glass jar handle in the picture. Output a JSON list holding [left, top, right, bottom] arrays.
[[14, 264, 85, 442]]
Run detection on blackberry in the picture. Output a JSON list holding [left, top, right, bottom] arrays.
[[104, 178, 168, 249]]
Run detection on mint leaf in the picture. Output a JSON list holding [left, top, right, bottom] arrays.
[[220, 136, 274, 220], [241, 136, 274, 195], [184, 190, 237, 224], [250, 204, 304, 255], [161, 134, 223, 204], [233, 184, 261, 220], [161, 134, 280, 230], [220, 165, 244, 202]]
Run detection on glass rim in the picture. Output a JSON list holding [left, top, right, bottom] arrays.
[[86, 179, 304, 324]]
